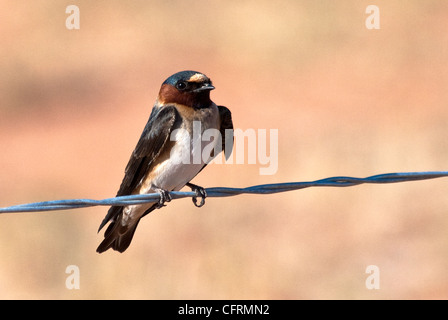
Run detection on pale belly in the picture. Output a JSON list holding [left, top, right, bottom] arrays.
[[139, 112, 220, 193]]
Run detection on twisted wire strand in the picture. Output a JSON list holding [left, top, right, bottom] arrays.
[[1, 171, 447, 214]]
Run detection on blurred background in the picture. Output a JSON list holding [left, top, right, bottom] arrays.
[[1, 0, 448, 299]]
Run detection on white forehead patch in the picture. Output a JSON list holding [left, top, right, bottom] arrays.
[[188, 73, 208, 83]]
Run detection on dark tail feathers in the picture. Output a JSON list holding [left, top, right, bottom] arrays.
[[96, 217, 141, 253], [96, 203, 159, 253]]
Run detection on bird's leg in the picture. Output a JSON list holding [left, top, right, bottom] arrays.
[[153, 187, 172, 208], [186, 182, 207, 208]]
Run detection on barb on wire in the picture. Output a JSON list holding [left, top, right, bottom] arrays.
[[0, 171, 447, 214]]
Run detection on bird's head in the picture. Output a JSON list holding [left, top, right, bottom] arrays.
[[157, 71, 215, 109]]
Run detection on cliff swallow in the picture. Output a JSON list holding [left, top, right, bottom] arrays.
[[97, 71, 233, 253]]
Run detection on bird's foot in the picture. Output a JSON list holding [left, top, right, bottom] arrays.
[[186, 183, 207, 208], [154, 187, 172, 208]]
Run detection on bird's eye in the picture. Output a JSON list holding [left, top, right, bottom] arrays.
[[176, 81, 187, 90]]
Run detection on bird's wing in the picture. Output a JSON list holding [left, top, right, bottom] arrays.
[[217, 105, 234, 160], [118, 105, 180, 196], [98, 105, 179, 232]]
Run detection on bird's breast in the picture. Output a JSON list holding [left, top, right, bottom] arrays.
[[139, 103, 220, 193]]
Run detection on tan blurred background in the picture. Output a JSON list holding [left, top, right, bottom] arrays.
[[1, 0, 448, 299]]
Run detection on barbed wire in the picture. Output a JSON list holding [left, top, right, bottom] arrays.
[[0, 171, 447, 214]]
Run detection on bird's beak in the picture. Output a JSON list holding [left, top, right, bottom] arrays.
[[193, 83, 215, 93]]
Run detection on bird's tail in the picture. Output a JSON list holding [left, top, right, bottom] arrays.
[[96, 216, 141, 253], [96, 203, 159, 253]]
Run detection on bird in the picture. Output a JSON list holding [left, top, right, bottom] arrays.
[[96, 70, 233, 253]]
